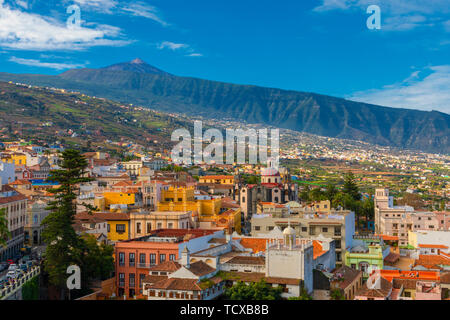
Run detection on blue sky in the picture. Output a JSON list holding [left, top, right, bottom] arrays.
[[0, 0, 449, 113]]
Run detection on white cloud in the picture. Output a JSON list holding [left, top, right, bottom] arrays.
[[313, 0, 450, 31], [67, 0, 170, 26], [348, 65, 450, 114], [157, 41, 188, 51], [157, 41, 203, 57], [186, 53, 203, 57], [9, 56, 85, 70], [15, 0, 27, 9], [0, 1, 131, 50], [120, 2, 169, 27]]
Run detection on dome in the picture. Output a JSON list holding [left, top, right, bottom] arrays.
[[283, 225, 296, 236]]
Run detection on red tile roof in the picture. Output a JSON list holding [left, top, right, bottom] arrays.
[[384, 252, 401, 264], [418, 244, 449, 249], [379, 270, 441, 282], [355, 277, 392, 298], [9, 179, 31, 185], [147, 261, 181, 272], [414, 254, 450, 270], [188, 261, 216, 276], [225, 256, 265, 265], [146, 278, 202, 291], [235, 238, 267, 254]]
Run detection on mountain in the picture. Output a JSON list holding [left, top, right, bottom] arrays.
[[100, 58, 169, 75], [0, 81, 187, 152], [0, 59, 448, 154]]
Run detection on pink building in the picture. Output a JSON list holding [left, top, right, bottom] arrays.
[[434, 212, 450, 231], [374, 189, 443, 246]]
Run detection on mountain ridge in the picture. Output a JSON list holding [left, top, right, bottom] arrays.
[[0, 60, 448, 154]]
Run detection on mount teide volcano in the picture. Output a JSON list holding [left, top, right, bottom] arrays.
[[0, 59, 448, 153]]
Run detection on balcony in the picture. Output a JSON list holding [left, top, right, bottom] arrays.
[[137, 263, 156, 269]]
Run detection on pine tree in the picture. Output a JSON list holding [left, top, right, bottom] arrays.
[[325, 183, 338, 202], [343, 172, 361, 201], [41, 149, 94, 298], [0, 208, 11, 248]]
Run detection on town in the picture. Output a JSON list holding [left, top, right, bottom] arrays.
[[0, 133, 448, 301]]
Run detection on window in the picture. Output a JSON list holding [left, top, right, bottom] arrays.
[[254, 226, 261, 231], [139, 253, 146, 265], [119, 252, 125, 266], [129, 253, 135, 267], [335, 241, 341, 249], [150, 254, 156, 265], [169, 254, 176, 261], [119, 273, 125, 287], [322, 227, 328, 233], [160, 254, 166, 263], [139, 274, 145, 293], [116, 224, 126, 233], [107, 224, 110, 232], [147, 223, 152, 233], [129, 273, 135, 287], [157, 222, 162, 229], [136, 222, 141, 234], [334, 227, 341, 236], [168, 223, 173, 229], [302, 227, 307, 232]]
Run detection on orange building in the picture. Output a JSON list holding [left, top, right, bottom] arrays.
[[114, 228, 222, 298]]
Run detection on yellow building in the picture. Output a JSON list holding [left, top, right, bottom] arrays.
[[103, 192, 136, 207], [94, 212, 130, 242], [157, 187, 221, 216], [157, 186, 241, 234], [129, 210, 196, 238], [2, 153, 27, 166], [199, 175, 235, 185]]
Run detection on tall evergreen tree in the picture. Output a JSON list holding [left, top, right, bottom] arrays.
[[343, 172, 361, 201], [325, 183, 338, 202], [0, 208, 11, 248], [41, 149, 94, 298]]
